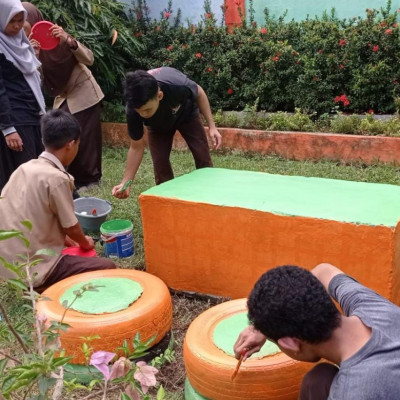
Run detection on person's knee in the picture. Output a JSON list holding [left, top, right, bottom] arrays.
[[299, 363, 339, 400], [97, 258, 116, 270]]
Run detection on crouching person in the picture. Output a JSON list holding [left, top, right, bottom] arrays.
[[0, 109, 115, 292], [234, 263, 400, 399]]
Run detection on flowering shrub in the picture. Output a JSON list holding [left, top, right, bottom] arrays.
[[125, 0, 399, 115]]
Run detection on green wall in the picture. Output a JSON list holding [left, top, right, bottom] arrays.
[[251, 0, 398, 23]]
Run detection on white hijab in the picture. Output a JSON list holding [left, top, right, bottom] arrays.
[[0, 0, 45, 113]]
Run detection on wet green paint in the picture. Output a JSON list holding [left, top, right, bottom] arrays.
[[213, 312, 280, 358], [60, 278, 143, 314], [143, 168, 400, 227]]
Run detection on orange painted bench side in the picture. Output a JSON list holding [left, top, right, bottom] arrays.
[[140, 195, 400, 303]]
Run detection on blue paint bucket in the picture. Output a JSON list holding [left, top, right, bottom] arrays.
[[100, 219, 134, 258]]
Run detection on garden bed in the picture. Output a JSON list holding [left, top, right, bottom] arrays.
[[102, 122, 400, 165]]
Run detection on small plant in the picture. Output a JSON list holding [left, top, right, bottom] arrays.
[[0, 222, 174, 399]]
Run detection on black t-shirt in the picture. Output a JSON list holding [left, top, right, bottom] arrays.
[[0, 54, 40, 131], [126, 67, 199, 140]]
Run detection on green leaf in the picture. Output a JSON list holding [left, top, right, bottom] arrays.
[[7, 279, 28, 291], [38, 376, 57, 395], [157, 385, 165, 400], [35, 248, 57, 257], [0, 231, 22, 241], [20, 220, 33, 231], [0, 358, 8, 376], [121, 393, 132, 400]]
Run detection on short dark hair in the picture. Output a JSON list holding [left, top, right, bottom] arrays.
[[41, 110, 81, 149], [123, 70, 159, 108], [248, 265, 341, 343]]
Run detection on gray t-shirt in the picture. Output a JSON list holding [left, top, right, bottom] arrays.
[[327, 274, 400, 399]]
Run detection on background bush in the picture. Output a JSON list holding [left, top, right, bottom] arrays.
[[31, 0, 400, 115]]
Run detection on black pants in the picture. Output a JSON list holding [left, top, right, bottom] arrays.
[[147, 116, 213, 185], [0, 125, 43, 192]]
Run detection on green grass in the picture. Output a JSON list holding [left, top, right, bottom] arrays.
[[2, 146, 400, 398]]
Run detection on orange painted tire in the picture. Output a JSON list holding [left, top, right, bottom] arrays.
[[37, 269, 172, 364], [184, 299, 313, 400]]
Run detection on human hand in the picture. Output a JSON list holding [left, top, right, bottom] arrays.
[[80, 236, 95, 251], [5, 132, 23, 152], [233, 326, 267, 361], [50, 24, 69, 43], [209, 127, 222, 149], [28, 35, 41, 57], [112, 183, 132, 199]]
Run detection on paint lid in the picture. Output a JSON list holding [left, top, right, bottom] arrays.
[[61, 246, 97, 258], [31, 21, 59, 50]]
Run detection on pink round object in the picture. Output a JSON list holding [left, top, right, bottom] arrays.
[[31, 21, 60, 51], [61, 246, 97, 258]]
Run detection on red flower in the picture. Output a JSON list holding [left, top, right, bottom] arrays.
[[318, 49, 323, 54], [234, 0, 240, 6], [394, 80, 399, 85], [372, 45, 379, 52], [313, 76, 318, 81], [339, 64, 345, 69], [334, 94, 350, 107], [206, 67, 213, 72], [196, 53, 202, 58], [385, 29, 393, 35], [166, 45, 173, 51], [339, 39, 347, 47], [260, 27, 267, 34], [205, 13, 211, 19], [227, 88, 234, 95], [164, 11, 171, 18], [393, 23, 398, 28], [368, 109, 374, 114], [273, 56, 279, 62]]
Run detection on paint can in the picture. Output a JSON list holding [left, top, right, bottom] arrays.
[[100, 219, 134, 258]]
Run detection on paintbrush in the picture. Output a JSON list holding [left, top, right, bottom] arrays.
[[231, 350, 246, 381]]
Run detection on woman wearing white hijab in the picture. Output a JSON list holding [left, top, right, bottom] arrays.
[[0, 0, 45, 191]]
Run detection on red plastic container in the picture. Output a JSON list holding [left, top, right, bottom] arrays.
[[61, 246, 97, 258], [31, 21, 60, 50]]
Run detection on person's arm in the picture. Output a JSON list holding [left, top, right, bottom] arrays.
[[50, 25, 94, 65], [63, 223, 94, 251], [311, 263, 344, 292], [111, 138, 145, 199], [0, 61, 23, 151], [197, 85, 222, 149]]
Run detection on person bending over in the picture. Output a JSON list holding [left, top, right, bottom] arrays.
[[234, 263, 400, 399], [112, 67, 222, 198], [0, 109, 115, 293]]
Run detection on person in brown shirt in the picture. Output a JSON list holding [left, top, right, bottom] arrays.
[[0, 109, 115, 293], [23, 2, 104, 189]]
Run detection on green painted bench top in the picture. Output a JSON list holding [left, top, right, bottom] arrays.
[[142, 168, 400, 227]]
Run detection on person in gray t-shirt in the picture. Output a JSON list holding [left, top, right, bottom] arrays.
[[234, 263, 400, 399]]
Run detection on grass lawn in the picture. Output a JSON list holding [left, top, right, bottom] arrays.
[[2, 146, 400, 399]]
